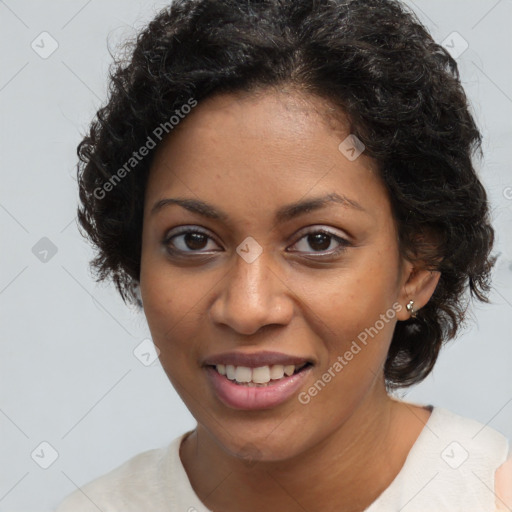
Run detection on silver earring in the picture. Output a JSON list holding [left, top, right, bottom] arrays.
[[406, 300, 417, 318]]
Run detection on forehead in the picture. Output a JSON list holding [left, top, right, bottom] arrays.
[[157, 88, 352, 150], [145, 88, 388, 222]]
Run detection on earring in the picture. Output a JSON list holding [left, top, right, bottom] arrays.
[[406, 300, 417, 318]]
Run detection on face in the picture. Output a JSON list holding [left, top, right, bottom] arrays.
[[140, 88, 414, 462]]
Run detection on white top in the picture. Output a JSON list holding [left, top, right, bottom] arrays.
[[54, 405, 510, 511]]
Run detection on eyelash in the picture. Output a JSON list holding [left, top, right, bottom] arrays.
[[162, 226, 351, 258]]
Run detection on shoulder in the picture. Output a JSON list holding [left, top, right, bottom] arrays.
[[382, 403, 511, 510], [495, 451, 512, 511], [426, 406, 510, 509], [427, 406, 509, 457], [53, 440, 178, 512]]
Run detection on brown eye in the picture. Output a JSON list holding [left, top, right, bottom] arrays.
[[289, 228, 350, 257], [181, 232, 208, 250], [163, 227, 220, 253], [305, 233, 331, 251]]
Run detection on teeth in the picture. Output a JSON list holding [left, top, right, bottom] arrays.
[[215, 363, 308, 384], [252, 366, 271, 384], [234, 366, 252, 383], [269, 365, 284, 379], [226, 365, 236, 380], [284, 364, 295, 377]]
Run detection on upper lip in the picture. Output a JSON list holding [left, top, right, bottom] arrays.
[[202, 350, 314, 368]]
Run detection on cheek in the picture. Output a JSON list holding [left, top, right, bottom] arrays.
[[139, 254, 205, 345], [320, 285, 396, 361], [308, 250, 400, 360], [305, 278, 398, 415], [141, 274, 204, 389]]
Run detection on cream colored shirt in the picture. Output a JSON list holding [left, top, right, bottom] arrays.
[[54, 405, 511, 511]]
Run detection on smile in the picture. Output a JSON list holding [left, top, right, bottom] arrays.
[[213, 362, 311, 386], [202, 350, 315, 409]]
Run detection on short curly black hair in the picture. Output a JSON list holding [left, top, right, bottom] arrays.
[[76, 0, 495, 390]]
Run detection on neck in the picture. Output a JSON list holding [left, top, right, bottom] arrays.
[[180, 388, 421, 512]]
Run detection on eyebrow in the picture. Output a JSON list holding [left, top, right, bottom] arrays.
[[150, 192, 366, 222]]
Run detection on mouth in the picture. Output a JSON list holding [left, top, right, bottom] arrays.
[[203, 354, 314, 410], [208, 362, 313, 387]]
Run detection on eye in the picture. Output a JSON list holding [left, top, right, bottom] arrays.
[[162, 226, 351, 258], [163, 226, 221, 254], [288, 228, 351, 257]]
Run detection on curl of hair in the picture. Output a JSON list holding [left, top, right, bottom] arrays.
[[76, 0, 495, 389]]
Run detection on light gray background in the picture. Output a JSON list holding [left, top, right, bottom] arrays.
[[0, 1, 511, 510]]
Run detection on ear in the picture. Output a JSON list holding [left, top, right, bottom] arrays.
[[395, 260, 441, 321]]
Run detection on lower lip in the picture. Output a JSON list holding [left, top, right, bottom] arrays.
[[205, 366, 312, 410]]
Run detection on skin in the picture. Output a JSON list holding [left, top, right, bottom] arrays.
[[139, 87, 441, 512], [495, 455, 512, 510]]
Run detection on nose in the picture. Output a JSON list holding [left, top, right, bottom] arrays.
[[209, 247, 294, 336]]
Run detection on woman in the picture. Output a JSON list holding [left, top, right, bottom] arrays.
[[55, 0, 511, 510]]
